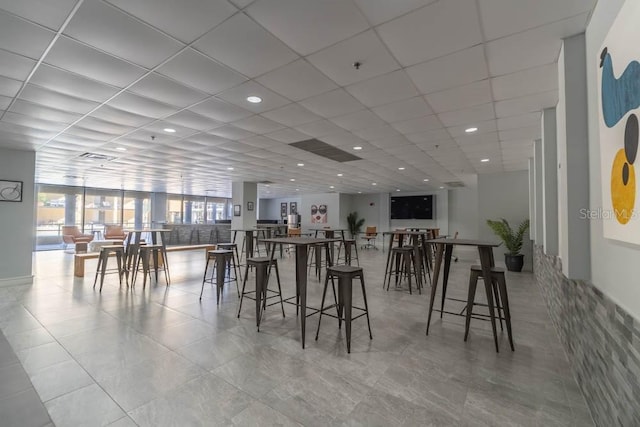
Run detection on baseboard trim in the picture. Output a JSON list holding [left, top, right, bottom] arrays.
[[0, 275, 34, 287]]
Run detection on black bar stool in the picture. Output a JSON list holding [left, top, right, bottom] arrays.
[[308, 243, 328, 280], [464, 265, 514, 352], [315, 265, 372, 353], [385, 246, 420, 294], [336, 239, 359, 266], [132, 244, 167, 289], [201, 249, 234, 304], [93, 245, 127, 292], [237, 257, 285, 330], [217, 242, 242, 283]]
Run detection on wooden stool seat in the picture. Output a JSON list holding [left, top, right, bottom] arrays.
[[315, 265, 372, 353]]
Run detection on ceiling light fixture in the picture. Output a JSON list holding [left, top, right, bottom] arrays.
[[398, 167, 405, 170], [163, 128, 176, 133], [247, 96, 262, 104], [353, 146, 362, 150], [439, 186, 444, 189], [481, 158, 490, 162], [297, 163, 304, 166], [227, 167, 234, 170], [337, 173, 343, 177], [115, 147, 127, 151], [423, 178, 429, 182], [290, 178, 295, 181], [372, 182, 377, 186], [465, 127, 478, 133], [329, 185, 335, 189], [396, 189, 400, 192]]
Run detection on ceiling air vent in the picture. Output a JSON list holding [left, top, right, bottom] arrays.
[[258, 180, 274, 184], [444, 181, 465, 188], [289, 139, 361, 162], [78, 152, 116, 161]]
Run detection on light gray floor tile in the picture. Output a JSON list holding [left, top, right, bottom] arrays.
[[0, 387, 52, 427], [45, 383, 126, 427], [29, 359, 94, 402]]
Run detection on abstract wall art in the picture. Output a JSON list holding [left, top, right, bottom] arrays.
[[311, 204, 327, 224]]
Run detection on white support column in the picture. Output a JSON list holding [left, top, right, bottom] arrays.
[[542, 108, 559, 256], [529, 158, 536, 242], [534, 139, 544, 245], [231, 181, 257, 231]]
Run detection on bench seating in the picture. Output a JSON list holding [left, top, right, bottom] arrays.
[[74, 244, 216, 277]]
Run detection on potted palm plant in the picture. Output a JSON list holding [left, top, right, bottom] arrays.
[[346, 211, 365, 239], [486, 218, 530, 272]]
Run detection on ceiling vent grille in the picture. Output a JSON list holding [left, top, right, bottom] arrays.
[[258, 180, 274, 184], [289, 139, 361, 162], [79, 152, 116, 161], [444, 181, 465, 188]]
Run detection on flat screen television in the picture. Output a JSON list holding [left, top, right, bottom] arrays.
[[390, 195, 434, 220]]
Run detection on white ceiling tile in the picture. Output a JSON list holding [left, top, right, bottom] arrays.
[[447, 119, 497, 137], [406, 45, 488, 94], [494, 90, 558, 118], [143, 121, 200, 137], [165, 110, 222, 131], [0, 50, 36, 81], [425, 80, 492, 114], [295, 119, 344, 137], [371, 96, 433, 123], [377, 0, 483, 67], [216, 80, 290, 113], [90, 105, 155, 127], [299, 89, 365, 119], [330, 110, 386, 132], [391, 115, 442, 135], [30, 64, 121, 103], [247, 0, 369, 55], [9, 99, 82, 123], [486, 14, 589, 76], [157, 48, 247, 94], [454, 131, 499, 146], [438, 103, 495, 127], [229, 0, 255, 8], [256, 59, 338, 101], [19, 84, 99, 114], [0, 95, 11, 110], [261, 104, 320, 127], [74, 116, 132, 135], [405, 128, 451, 144], [0, 10, 55, 59], [128, 73, 209, 108], [0, 75, 21, 98], [497, 112, 541, 131], [188, 97, 253, 122], [208, 124, 255, 140], [478, 0, 595, 41], [353, 0, 436, 26], [264, 128, 309, 143], [498, 126, 540, 141], [491, 63, 558, 101], [104, 0, 237, 44], [2, 111, 68, 132], [45, 36, 147, 88], [65, 0, 184, 69], [232, 115, 285, 134], [108, 92, 177, 118], [346, 70, 419, 108], [321, 131, 365, 147], [307, 30, 400, 86], [352, 125, 402, 142], [193, 12, 297, 78], [0, 0, 78, 30]]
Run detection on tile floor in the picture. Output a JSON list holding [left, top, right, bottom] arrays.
[[0, 245, 593, 426]]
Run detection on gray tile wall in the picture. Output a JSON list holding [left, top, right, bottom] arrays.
[[163, 224, 231, 245], [534, 245, 640, 426]]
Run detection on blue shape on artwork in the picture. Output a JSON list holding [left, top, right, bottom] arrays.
[[601, 48, 640, 128]]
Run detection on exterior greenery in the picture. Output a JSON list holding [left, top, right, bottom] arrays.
[[346, 211, 365, 239], [486, 218, 530, 255]]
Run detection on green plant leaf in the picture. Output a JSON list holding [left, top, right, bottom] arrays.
[[486, 218, 529, 255]]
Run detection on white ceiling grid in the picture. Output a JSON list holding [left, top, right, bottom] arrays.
[[0, 0, 596, 197]]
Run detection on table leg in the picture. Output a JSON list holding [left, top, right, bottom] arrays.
[[295, 245, 309, 348], [412, 237, 422, 292], [426, 243, 444, 335], [245, 230, 254, 260], [479, 247, 499, 352], [440, 244, 453, 317], [383, 234, 394, 287]]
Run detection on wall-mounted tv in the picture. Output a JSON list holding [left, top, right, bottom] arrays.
[[390, 195, 434, 220]]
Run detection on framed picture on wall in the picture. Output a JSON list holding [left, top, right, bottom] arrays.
[[290, 202, 297, 215], [234, 205, 241, 216], [0, 180, 23, 202], [247, 201, 254, 211], [280, 202, 287, 218]]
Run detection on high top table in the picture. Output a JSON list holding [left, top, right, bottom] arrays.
[[231, 229, 259, 261], [308, 227, 347, 261], [255, 224, 288, 255], [124, 228, 171, 284], [260, 236, 341, 349], [425, 238, 501, 351], [383, 230, 430, 290]]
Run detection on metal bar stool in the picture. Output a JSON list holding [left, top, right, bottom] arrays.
[[217, 243, 242, 283], [385, 246, 420, 294], [200, 249, 234, 304], [237, 257, 285, 330], [315, 265, 372, 353], [336, 239, 359, 266], [132, 244, 167, 289], [307, 243, 328, 280], [93, 245, 127, 292]]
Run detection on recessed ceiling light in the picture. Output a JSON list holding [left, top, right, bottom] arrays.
[[247, 96, 262, 103], [115, 147, 127, 151], [297, 163, 304, 167], [227, 167, 234, 170], [337, 173, 343, 177], [398, 167, 405, 170], [290, 178, 295, 181], [372, 182, 377, 186], [465, 127, 478, 133], [396, 189, 400, 192], [163, 128, 176, 133], [439, 186, 444, 189], [329, 185, 335, 189], [353, 146, 362, 150], [423, 178, 429, 182], [358, 191, 362, 194], [296, 188, 299, 191], [481, 158, 490, 162], [266, 184, 270, 187]]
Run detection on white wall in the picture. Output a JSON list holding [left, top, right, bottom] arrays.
[[258, 197, 300, 221], [478, 171, 532, 270], [448, 174, 479, 239], [585, 0, 640, 318], [0, 148, 35, 286]]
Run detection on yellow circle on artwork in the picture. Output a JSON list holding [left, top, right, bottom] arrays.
[[611, 148, 635, 224]]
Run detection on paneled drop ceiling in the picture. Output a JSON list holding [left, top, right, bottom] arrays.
[[0, 0, 596, 197]]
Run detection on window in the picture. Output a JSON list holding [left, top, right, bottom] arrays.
[[84, 188, 123, 231], [167, 194, 183, 224], [123, 191, 150, 229]]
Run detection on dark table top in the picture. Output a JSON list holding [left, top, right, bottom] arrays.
[[260, 237, 341, 245], [425, 238, 500, 247], [382, 230, 428, 235]]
